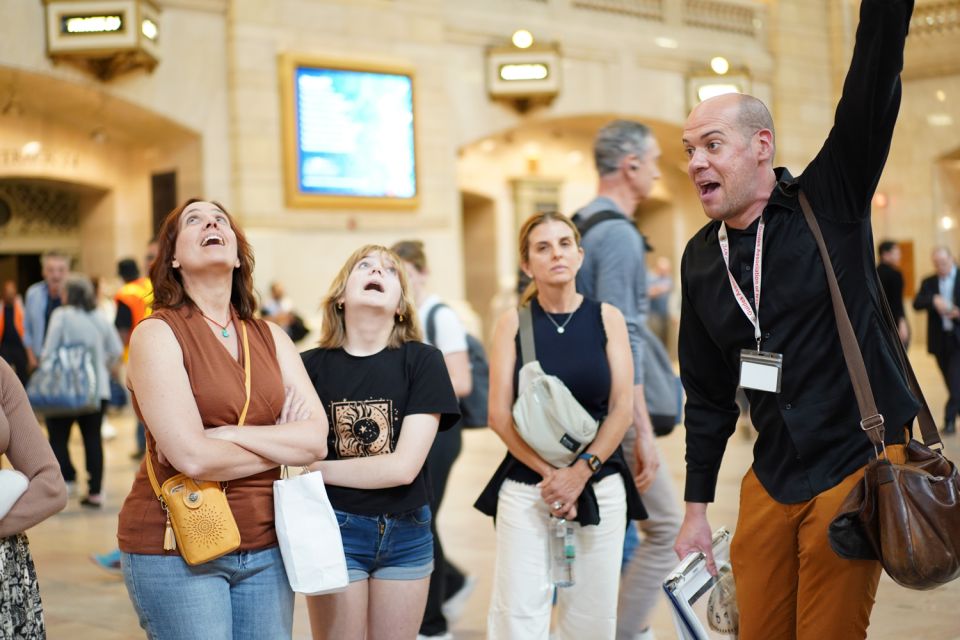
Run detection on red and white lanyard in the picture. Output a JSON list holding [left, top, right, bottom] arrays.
[[717, 218, 765, 350]]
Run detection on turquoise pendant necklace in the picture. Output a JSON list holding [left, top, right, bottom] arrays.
[[199, 310, 232, 338]]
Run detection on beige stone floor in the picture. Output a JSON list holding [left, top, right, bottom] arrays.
[[22, 347, 960, 639]]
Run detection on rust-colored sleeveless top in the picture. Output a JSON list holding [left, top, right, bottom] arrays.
[[117, 306, 285, 555]]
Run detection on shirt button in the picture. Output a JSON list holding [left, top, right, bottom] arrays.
[[785, 403, 792, 410], [763, 332, 771, 340]]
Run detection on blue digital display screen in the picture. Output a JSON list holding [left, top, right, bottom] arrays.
[[293, 66, 416, 199]]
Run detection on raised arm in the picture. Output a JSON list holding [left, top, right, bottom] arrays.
[[808, 0, 914, 219], [205, 322, 328, 465]]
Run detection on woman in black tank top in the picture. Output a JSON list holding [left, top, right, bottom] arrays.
[[478, 211, 645, 639]]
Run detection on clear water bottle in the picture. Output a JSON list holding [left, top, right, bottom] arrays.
[[550, 515, 576, 588]]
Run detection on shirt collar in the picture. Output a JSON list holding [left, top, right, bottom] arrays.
[[766, 167, 798, 213]]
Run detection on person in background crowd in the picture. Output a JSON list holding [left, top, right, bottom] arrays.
[[674, 2, 917, 637], [0, 358, 68, 638], [476, 211, 644, 639], [117, 199, 328, 638], [913, 246, 960, 435], [23, 250, 70, 373], [0, 280, 29, 384], [392, 239, 476, 640], [877, 240, 909, 347], [41, 274, 123, 507], [572, 119, 681, 640], [115, 241, 158, 460], [262, 281, 309, 343], [302, 245, 460, 640], [646, 256, 673, 348], [262, 281, 294, 331]]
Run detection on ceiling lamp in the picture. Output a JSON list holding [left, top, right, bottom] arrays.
[[43, 0, 161, 81]]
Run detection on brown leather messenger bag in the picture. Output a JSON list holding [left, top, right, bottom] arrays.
[[797, 190, 960, 590]]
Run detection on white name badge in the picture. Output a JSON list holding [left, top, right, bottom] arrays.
[[739, 349, 783, 393]]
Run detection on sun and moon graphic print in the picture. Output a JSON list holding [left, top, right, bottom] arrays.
[[331, 398, 399, 458]]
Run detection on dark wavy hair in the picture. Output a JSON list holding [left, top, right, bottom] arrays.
[[150, 198, 257, 320]]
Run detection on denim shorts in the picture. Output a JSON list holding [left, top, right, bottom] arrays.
[[336, 504, 434, 582]]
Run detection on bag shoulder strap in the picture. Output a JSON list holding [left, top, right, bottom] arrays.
[[425, 302, 447, 346], [573, 210, 630, 237], [145, 321, 253, 498], [573, 209, 654, 251], [518, 305, 536, 366], [797, 191, 940, 449]]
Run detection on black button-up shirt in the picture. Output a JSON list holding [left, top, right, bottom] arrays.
[[678, 0, 918, 505]]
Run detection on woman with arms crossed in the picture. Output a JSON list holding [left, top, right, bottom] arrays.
[[302, 245, 460, 640], [117, 199, 328, 640]]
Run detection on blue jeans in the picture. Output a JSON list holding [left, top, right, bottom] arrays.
[[121, 547, 293, 640], [336, 504, 434, 582]]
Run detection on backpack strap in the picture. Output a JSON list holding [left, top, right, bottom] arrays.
[[572, 209, 654, 250], [518, 305, 536, 366], [425, 303, 446, 346]]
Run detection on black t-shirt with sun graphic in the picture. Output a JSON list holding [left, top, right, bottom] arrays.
[[302, 341, 460, 515]]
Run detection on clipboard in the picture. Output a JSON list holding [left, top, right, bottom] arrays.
[[662, 527, 738, 640]]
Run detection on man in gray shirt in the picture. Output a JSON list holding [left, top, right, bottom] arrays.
[[574, 120, 681, 640]]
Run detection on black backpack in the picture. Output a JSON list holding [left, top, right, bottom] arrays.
[[572, 210, 681, 437], [425, 303, 489, 428]]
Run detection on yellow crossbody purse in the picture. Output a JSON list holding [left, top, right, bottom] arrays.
[[144, 321, 251, 566]]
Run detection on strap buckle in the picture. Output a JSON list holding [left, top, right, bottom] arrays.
[[859, 414, 885, 433]]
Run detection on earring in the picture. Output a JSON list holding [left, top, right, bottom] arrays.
[[172, 259, 180, 269], [235, 259, 241, 268], [398, 313, 405, 323], [336, 302, 343, 311]]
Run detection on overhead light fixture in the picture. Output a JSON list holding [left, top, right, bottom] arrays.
[[688, 64, 750, 109], [512, 29, 534, 49], [141, 18, 158, 40], [928, 113, 954, 127], [710, 56, 730, 75], [942, 216, 955, 231], [936, 89, 946, 102], [655, 37, 679, 49], [697, 83, 741, 102], [63, 14, 123, 33], [486, 40, 562, 113], [44, 0, 161, 81], [500, 63, 549, 82], [22, 141, 42, 157]]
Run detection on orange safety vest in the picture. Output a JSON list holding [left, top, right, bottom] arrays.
[[0, 299, 25, 340], [115, 277, 154, 360]]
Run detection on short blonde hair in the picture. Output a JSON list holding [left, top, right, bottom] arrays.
[[318, 244, 422, 349]]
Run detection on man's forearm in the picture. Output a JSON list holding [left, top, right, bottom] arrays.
[[633, 384, 654, 439]]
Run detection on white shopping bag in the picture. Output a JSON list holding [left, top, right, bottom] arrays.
[[273, 468, 349, 595]]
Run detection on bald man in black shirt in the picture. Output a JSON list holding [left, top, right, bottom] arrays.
[[674, 1, 917, 638]]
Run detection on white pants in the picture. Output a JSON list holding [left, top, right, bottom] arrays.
[[488, 475, 627, 640]]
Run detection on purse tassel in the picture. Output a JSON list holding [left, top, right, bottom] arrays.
[[163, 511, 177, 551]]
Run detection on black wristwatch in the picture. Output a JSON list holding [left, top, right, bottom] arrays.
[[577, 452, 602, 473]]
